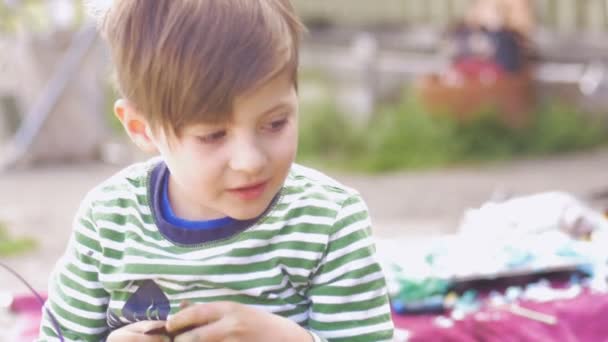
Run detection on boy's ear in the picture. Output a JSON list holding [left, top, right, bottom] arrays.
[[114, 99, 158, 154]]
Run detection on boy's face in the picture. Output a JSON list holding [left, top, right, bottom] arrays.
[[121, 71, 299, 221]]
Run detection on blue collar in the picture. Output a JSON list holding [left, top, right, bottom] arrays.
[[161, 171, 235, 230]]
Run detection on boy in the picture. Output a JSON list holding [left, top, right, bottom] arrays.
[[38, 1, 394, 341]]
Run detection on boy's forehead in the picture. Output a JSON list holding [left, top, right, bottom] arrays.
[[167, 66, 297, 135], [239, 76, 294, 100]]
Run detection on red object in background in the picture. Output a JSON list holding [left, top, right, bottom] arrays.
[[10, 293, 46, 341], [11, 293, 47, 313], [453, 58, 506, 80], [415, 70, 534, 129]]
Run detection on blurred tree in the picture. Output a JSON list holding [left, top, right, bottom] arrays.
[[1, 0, 85, 33]]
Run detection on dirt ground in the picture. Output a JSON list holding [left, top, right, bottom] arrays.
[[1, 147, 607, 294]]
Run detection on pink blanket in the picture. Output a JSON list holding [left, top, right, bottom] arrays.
[[392, 290, 608, 342]]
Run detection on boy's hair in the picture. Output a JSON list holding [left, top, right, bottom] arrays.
[[101, 0, 304, 135]]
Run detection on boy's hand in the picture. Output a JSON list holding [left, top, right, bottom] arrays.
[[107, 321, 170, 342], [166, 301, 313, 342]]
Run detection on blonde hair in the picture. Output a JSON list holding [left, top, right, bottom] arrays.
[[101, 0, 304, 135], [467, 0, 534, 36]]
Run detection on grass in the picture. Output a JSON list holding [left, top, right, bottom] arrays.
[[296, 92, 608, 173], [0, 222, 37, 257]]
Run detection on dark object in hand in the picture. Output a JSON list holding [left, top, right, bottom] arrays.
[[144, 325, 194, 340], [144, 300, 193, 339]]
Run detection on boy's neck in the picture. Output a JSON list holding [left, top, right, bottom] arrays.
[[167, 175, 227, 222]]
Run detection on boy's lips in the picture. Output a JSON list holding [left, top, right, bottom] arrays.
[[227, 180, 269, 200]]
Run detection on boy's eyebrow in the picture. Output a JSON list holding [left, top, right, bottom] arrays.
[[260, 101, 292, 116], [193, 101, 292, 129], [189, 101, 294, 131]]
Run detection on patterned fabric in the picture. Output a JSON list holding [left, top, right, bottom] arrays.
[[37, 159, 394, 341]]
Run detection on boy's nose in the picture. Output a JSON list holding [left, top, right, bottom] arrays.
[[228, 140, 267, 174]]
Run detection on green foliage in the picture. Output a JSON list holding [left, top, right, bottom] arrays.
[[0, 1, 85, 33], [449, 110, 530, 161], [296, 93, 608, 173], [105, 83, 122, 133], [297, 98, 455, 172], [1, 1, 47, 32], [0, 222, 37, 257], [528, 102, 607, 153], [297, 102, 364, 164], [361, 98, 455, 171]]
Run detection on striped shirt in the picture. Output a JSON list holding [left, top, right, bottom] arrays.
[[37, 159, 394, 341]]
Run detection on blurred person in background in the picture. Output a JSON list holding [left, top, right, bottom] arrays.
[[418, 0, 535, 127], [446, 0, 533, 80]]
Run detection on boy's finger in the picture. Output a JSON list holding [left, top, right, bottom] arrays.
[[166, 302, 231, 332], [173, 320, 230, 342], [117, 332, 170, 342], [129, 320, 167, 333], [109, 321, 170, 342]]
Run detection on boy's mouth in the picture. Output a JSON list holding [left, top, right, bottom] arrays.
[[228, 181, 269, 200]]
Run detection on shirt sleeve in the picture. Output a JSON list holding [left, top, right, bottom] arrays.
[[37, 200, 110, 341], [307, 194, 394, 341]]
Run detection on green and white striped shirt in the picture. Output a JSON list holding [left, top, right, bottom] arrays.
[[38, 159, 394, 341]]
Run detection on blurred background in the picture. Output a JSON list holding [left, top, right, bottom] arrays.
[[2, 1, 608, 341]]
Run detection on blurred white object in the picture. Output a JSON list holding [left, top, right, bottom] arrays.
[[0, 292, 12, 309], [579, 61, 607, 96], [335, 33, 378, 125], [48, 0, 76, 30], [85, 0, 113, 22], [459, 192, 608, 238], [3, 0, 19, 8]]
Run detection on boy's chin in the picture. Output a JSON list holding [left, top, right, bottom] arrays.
[[229, 210, 263, 221], [227, 200, 272, 221], [224, 188, 281, 220]]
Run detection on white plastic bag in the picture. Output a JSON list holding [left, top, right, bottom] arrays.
[[459, 191, 608, 238]]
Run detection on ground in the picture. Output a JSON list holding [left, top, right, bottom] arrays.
[[1, 148, 607, 294]]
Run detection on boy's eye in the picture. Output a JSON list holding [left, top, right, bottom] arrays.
[[264, 118, 288, 132], [197, 130, 226, 144]]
